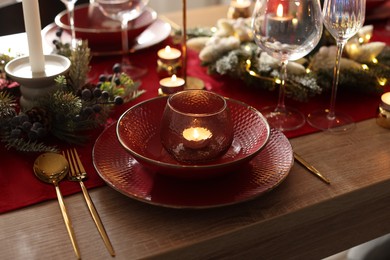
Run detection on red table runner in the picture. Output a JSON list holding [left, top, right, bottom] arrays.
[[0, 25, 389, 213]]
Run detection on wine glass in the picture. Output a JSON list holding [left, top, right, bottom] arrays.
[[95, 0, 149, 78], [307, 0, 365, 133], [251, 0, 323, 131], [60, 0, 78, 49]]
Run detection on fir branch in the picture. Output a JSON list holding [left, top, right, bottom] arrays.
[[3, 136, 58, 153], [43, 90, 82, 117], [316, 67, 387, 94], [50, 126, 91, 144], [377, 46, 390, 67], [68, 41, 91, 93], [0, 91, 16, 120]]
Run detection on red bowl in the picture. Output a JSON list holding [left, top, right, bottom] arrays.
[[116, 95, 270, 180], [55, 3, 157, 52]]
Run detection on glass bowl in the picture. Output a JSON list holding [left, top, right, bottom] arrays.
[[116, 95, 270, 179], [161, 90, 234, 163], [55, 3, 156, 52]]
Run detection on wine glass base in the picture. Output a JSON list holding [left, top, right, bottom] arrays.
[[307, 109, 355, 133], [120, 63, 148, 79], [261, 106, 305, 132]]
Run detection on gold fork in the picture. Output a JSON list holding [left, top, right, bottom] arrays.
[[63, 148, 115, 257]]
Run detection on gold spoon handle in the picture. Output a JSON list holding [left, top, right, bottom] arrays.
[[55, 184, 81, 259], [79, 180, 115, 256]]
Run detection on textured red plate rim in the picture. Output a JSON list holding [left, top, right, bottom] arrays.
[[93, 124, 293, 209], [116, 95, 271, 173]]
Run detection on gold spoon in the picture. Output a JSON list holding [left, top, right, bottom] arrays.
[[33, 153, 81, 259]]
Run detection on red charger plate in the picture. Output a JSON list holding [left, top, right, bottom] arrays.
[[43, 19, 171, 56], [93, 123, 293, 209], [55, 3, 157, 52], [116, 96, 271, 179]]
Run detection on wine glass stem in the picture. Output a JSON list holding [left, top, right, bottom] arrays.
[[121, 20, 130, 64], [67, 3, 77, 49], [276, 60, 288, 112], [121, 20, 129, 53], [328, 40, 346, 120]]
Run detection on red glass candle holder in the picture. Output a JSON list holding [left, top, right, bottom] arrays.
[[160, 90, 234, 163]]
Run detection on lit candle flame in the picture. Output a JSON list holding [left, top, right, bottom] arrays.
[[183, 127, 212, 141], [193, 128, 200, 139], [171, 74, 177, 81], [292, 18, 298, 26], [276, 4, 284, 17], [165, 45, 171, 53], [182, 127, 213, 149]]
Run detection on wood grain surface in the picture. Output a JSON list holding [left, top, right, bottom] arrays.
[[2, 118, 390, 259]]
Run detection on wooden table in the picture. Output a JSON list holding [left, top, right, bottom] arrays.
[[2, 5, 390, 260]]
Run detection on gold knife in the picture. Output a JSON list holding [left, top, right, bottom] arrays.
[[294, 152, 331, 185]]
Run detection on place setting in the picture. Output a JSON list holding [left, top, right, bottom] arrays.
[[92, 89, 294, 208], [1, 0, 390, 258], [43, 1, 172, 56]]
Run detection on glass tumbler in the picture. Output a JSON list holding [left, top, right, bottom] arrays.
[[161, 90, 234, 163]]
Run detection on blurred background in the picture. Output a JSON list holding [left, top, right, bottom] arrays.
[[0, 0, 231, 35], [0, 0, 388, 36]]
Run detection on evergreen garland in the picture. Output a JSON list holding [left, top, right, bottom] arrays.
[[205, 41, 390, 101], [186, 22, 390, 101], [0, 40, 144, 153]]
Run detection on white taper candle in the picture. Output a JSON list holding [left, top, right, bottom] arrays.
[[22, 0, 45, 74]]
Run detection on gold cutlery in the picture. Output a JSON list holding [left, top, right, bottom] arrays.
[[64, 148, 115, 257], [33, 153, 81, 259], [293, 152, 331, 185]]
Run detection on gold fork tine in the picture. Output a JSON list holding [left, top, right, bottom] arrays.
[[65, 149, 76, 179], [65, 148, 115, 257], [73, 148, 86, 174]]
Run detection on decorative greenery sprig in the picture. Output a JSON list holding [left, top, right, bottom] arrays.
[[0, 39, 144, 152]]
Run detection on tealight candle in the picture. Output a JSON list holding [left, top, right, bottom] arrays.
[[381, 92, 390, 109], [157, 46, 182, 78], [157, 46, 182, 64], [159, 74, 185, 94], [22, 0, 45, 74], [267, 4, 294, 36], [182, 127, 213, 149], [273, 4, 293, 21], [377, 92, 390, 129], [227, 0, 252, 19]]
